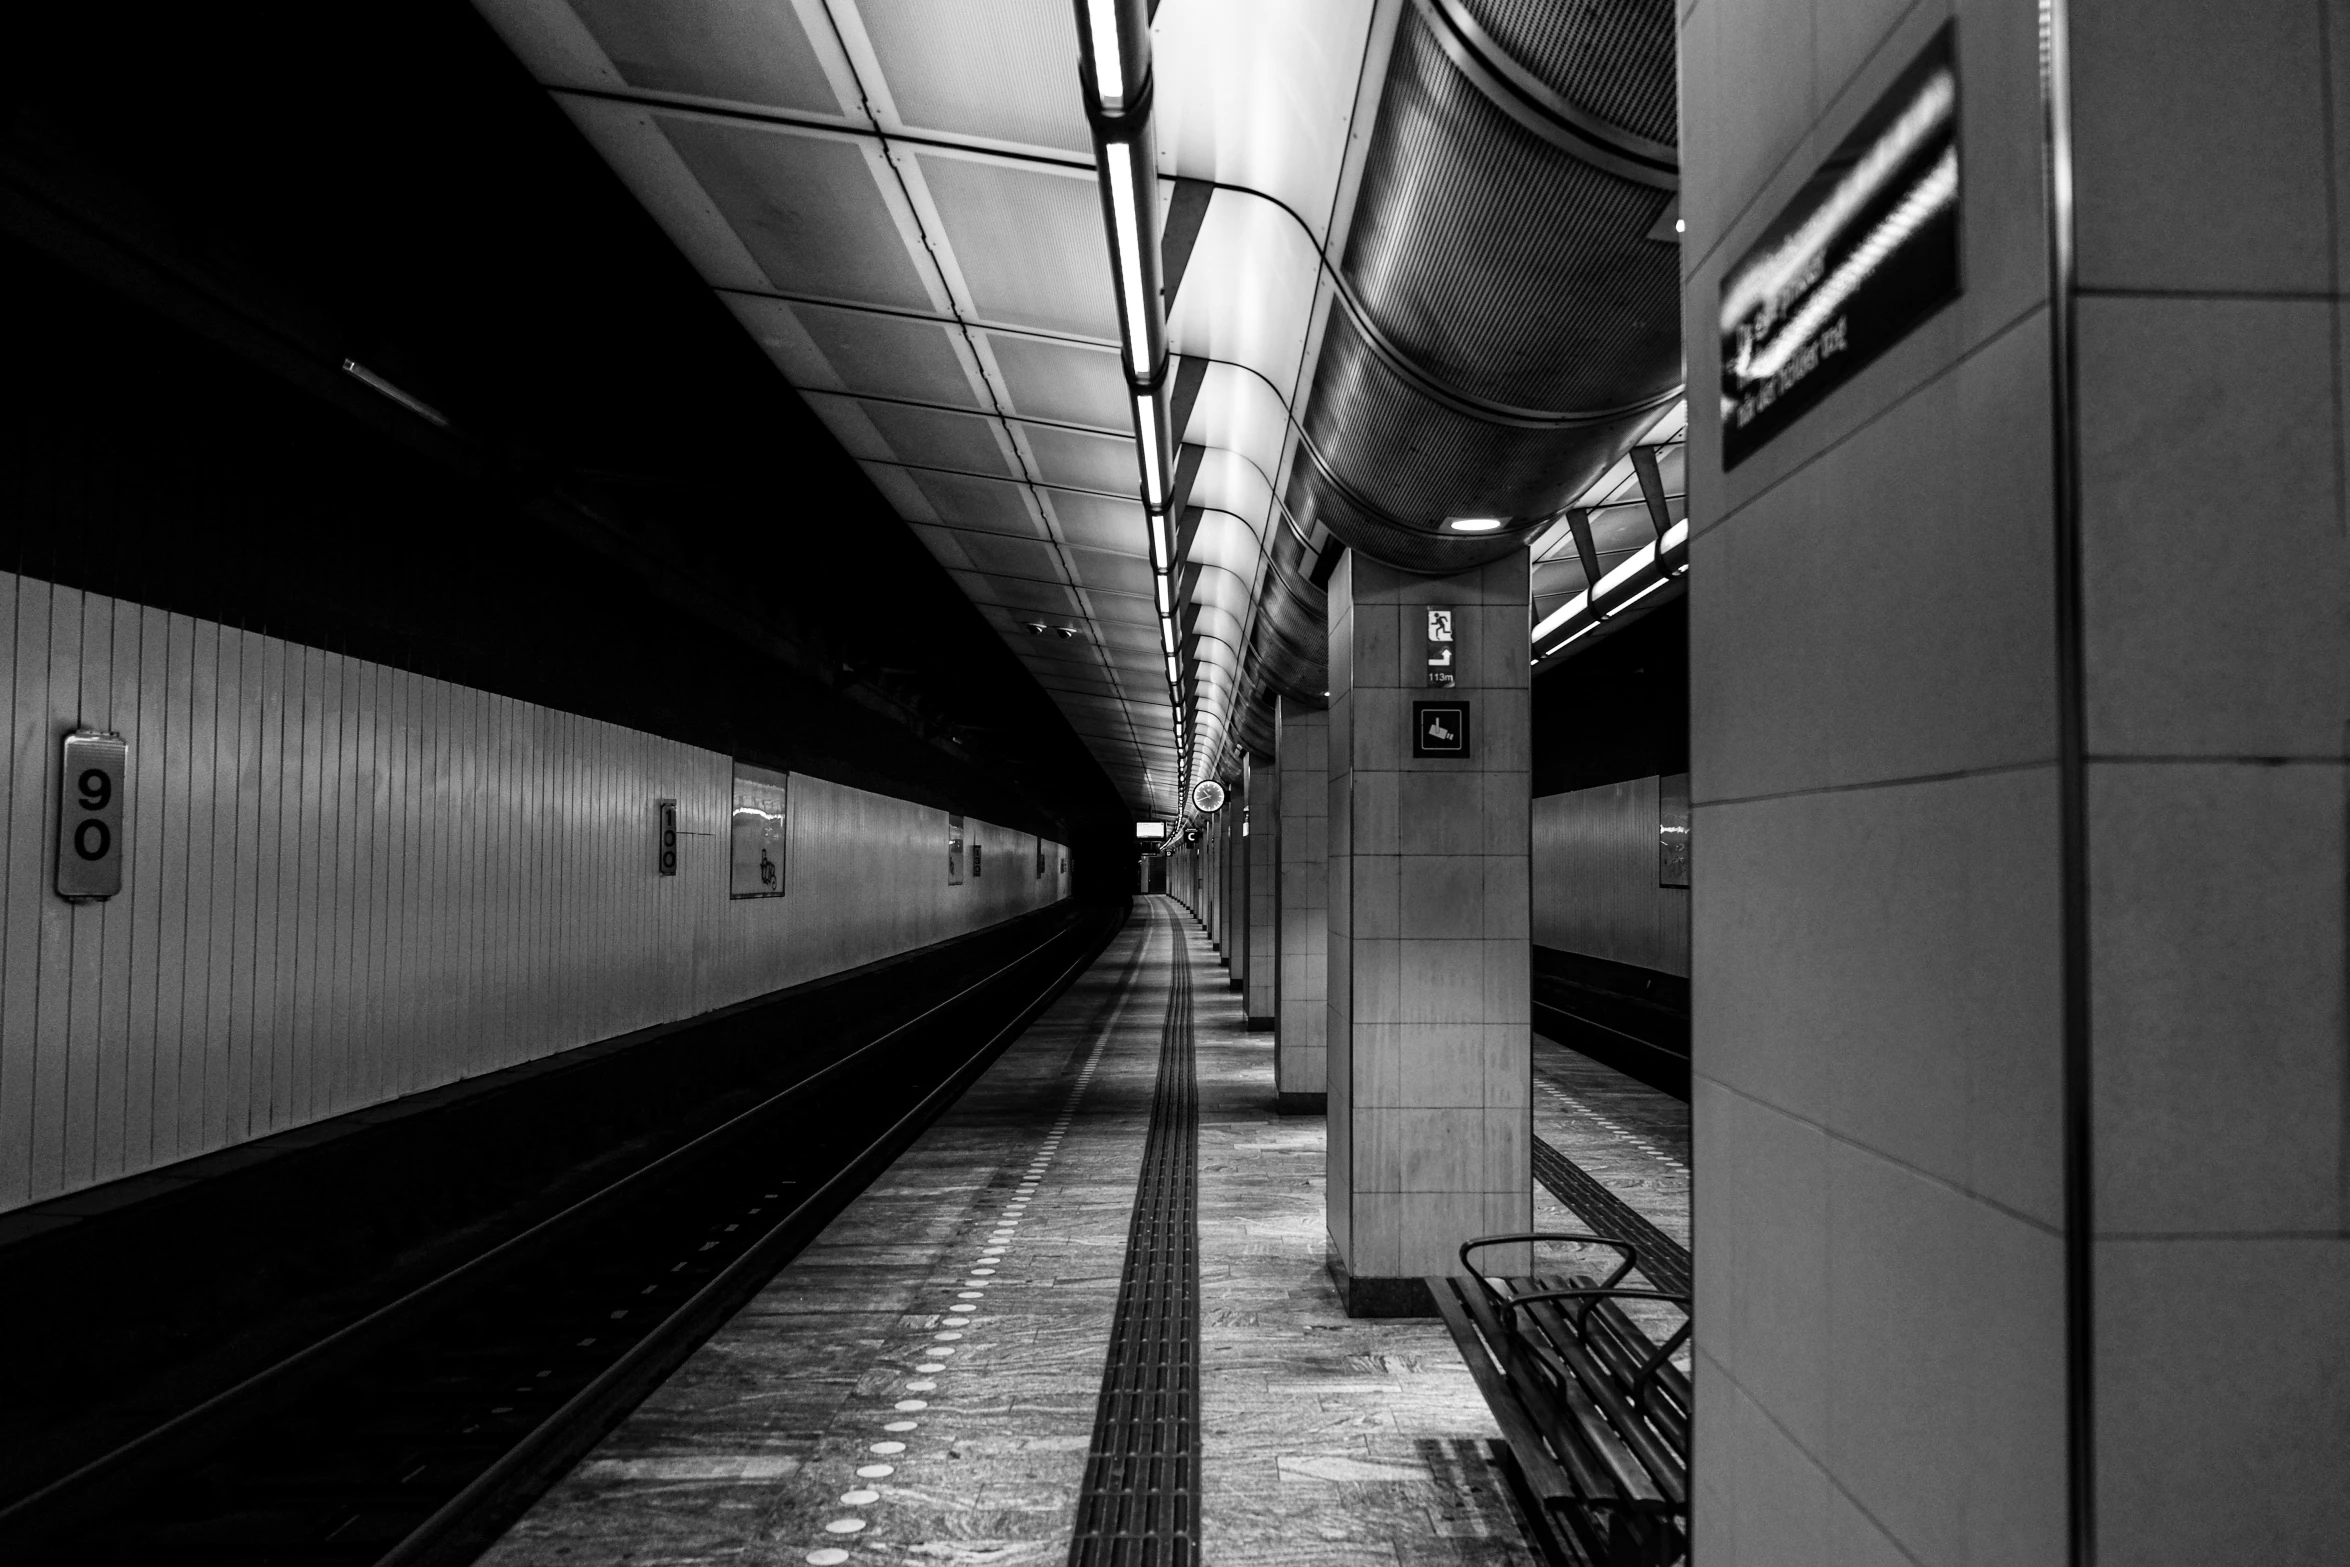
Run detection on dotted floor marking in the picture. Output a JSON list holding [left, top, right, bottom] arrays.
[[797, 915, 1150, 1566], [1535, 1074, 1686, 1169]]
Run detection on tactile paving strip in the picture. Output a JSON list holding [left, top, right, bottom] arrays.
[[1067, 914, 1198, 1567], [1530, 1134, 1691, 1299]]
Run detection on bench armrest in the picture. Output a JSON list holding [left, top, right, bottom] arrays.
[[1460, 1231, 1643, 1298], [1505, 1285, 1693, 1420]]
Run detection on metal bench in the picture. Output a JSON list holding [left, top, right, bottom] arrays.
[[1431, 1233, 1691, 1566]]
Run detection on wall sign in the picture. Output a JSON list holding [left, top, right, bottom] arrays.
[[1411, 701, 1471, 759], [1036, 837, 1046, 878], [972, 842, 984, 878], [948, 813, 965, 884], [655, 799, 678, 876], [57, 729, 127, 901], [1720, 23, 1959, 468], [728, 765, 788, 898], [1658, 772, 1691, 888], [1425, 606, 1457, 687]]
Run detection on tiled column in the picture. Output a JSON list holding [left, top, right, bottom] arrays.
[[1277, 698, 1329, 1109], [1325, 550, 1531, 1317], [1225, 777, 1246, 991], [1246, 754, 1277, 1028], [1680, 3, 2350, 1563]]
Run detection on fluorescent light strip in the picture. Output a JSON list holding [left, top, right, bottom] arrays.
[[1106, 155, 1153, 379], [1592, 540, 1658, 601], [1149, 508, 1171, 569], [1531, 519, 1691, 645], [1531, 589, 1589, 644], [1160, 618, 1177, 657], [1135, 390, 1166, 505], [1085, 0, 1124, 110], [342, 359, 448, 427], [1154, 571, 1171, 616]]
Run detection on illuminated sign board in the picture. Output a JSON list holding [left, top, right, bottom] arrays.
[[1720, 25, 1959, 468], [729, 766, 788, 898]]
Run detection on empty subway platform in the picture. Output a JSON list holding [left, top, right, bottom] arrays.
[[9, 0, 2349, 1562], [476, 896, 1689, 1567]]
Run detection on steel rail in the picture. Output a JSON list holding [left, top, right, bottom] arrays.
[[0, 907, 1108, 1558], [379, 908, 1122, 1567]]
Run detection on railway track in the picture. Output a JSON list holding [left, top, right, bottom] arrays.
[[2, 904, 1122, 1566]]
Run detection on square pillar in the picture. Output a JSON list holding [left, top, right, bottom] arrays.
[[1277, 698, 1329, 1108], [1226, 771, 1247, 991], [1325, 549, 1532, 1316], [1680, 4, 2350, 1561], [1246, 754, 1277, 1028]]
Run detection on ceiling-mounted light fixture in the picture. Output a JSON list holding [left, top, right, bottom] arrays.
[[1445, 516, 1504, 533], [342, 359, 448, 427], [1082, 0, 1126, 111]]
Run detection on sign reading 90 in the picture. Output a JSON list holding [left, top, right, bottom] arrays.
[[57, 730, 128, 902]]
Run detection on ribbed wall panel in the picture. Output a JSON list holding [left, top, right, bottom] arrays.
[[1457, 0, 1679, 146], [1532, 777, 1688, 976], [1299, 314, 1653, 527], [0, 572, 1069, 1215], [1341, 12, 1680, 414]]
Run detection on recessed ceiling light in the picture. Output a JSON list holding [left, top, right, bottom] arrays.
[[1675, 218, 1686, 233], [1446, 517, 1504, 533]]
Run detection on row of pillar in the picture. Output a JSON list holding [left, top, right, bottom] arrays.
[[1165, 549, 1537, 1314]]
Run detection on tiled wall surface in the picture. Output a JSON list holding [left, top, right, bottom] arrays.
[[1246, 757, 1277, 1022], [1326, 551, 1532, 1286], [1682, 0, 2349, 1561], [1680, 1, 2068, 1561], [1276, 698, 1327, 1096], [2065, 5, 2350, 1557], [1532, 777, 1690, 976], [0, 573, 1068, 1217]]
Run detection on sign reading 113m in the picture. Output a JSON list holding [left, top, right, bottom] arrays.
[[1720, 23, 1959, 468]]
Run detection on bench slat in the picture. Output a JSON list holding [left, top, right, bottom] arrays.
[[1535, 1274, 1691, 1451], [1429, 1278, 1581, 1506], [1514, 1287, 1687, 1508], [1462, 1276, 1670, 1509]]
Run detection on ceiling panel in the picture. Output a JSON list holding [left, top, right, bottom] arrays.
[[855, 0, 1091, 153], [905, 469, 1045, 536], [859, 401, 1017, 477], [659, 118, 931, 307], [1065, 547, 1155, 600], [1089, 591, 1159, 626], [987, 334, 1129, 427], [1042, 490, 1147, 555], [787, 302, 982, 407], [915, 154, 1118, 338], [952, 530, 1065, 582], [567, 0, 836, 110], [1021, 425, 1137, 495], [975, 577, 1082, 617]]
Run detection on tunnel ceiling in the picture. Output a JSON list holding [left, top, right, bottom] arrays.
[[471, 0, 1683, 814]]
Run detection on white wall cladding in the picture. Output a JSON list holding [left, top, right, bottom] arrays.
[[0, 572, 1069, 1215], [1532, 777, 1689, 977]]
